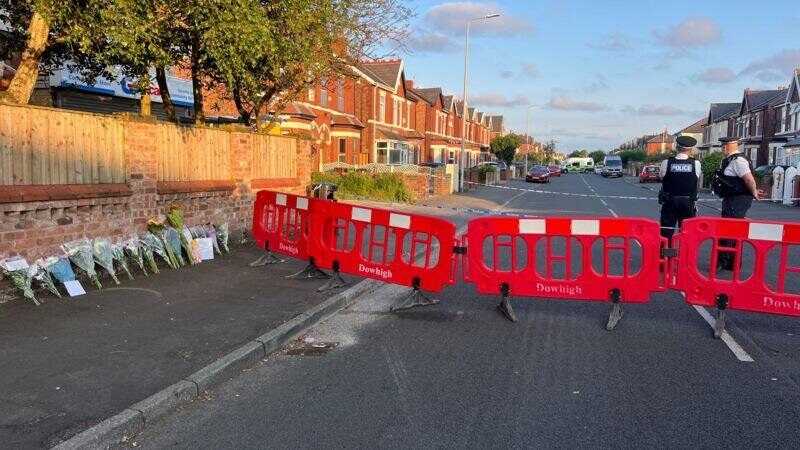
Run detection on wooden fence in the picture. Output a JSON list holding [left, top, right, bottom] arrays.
[[0, 103, 125, 185], [0, 103, 299, 186]]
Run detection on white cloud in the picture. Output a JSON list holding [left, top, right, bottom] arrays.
[[622, 105, 689, 116], [740, 49, 800, 80], [547, 95, 608, 112], [406, 31, 459, 54], [587, 32, 634, 52], [691, 67, 736, 84], [471, 93, 530, 108], [654, 17, 721, 49], [424, 2, 534, 37]]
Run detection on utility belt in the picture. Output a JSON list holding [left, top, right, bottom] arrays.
[[658, 190, 697, 214]]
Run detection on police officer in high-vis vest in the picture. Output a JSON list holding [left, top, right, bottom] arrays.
[[658, 135, 702, 239]]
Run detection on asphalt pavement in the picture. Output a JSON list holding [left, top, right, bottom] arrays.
[[131, 174, 800, 449]]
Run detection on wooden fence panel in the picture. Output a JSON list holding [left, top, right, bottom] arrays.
[[155, 124, 232, 182], [250, 135, 296, 180], [0, 104, 125, 185]]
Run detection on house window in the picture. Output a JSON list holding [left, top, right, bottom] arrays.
[[337, 80, 345, 111], [388, 142, 409, 164], [338, 139, 347, 163], [393, 99, 401, 126], [320, 79, 328, 106], [376, 141, 388, 163], [308, 86, 315, 102], [448, 149, 455, 164], [379, 93, 386, 123]]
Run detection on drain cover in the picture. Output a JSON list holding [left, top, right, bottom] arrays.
[[286, 341, 338, 356]]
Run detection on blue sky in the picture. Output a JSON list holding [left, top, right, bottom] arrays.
[[395, 0, 800, 151]]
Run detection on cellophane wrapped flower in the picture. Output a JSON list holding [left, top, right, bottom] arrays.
[[33, 258, 62, 298], [63, 239, 101, 289], [112, 244, 134, 281], [205, 224, 221, 255], [216, 223, 230, 253], [167, 205, 197, 265], [142, 232, 171, 270], [124, 237, 148, 276], [1, 258, 40, 305], [47, 256, 76, 284], [93, 238, 120, 285], [161, 227, 185, 267]]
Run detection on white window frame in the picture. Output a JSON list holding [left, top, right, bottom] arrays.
[[379, 92, 386, 123], [338, 139, 347, 163]]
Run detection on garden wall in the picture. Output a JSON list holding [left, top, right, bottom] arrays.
[[0, 103, 314, 260]]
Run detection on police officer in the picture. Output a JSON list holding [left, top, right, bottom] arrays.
[[715, 137, 760, 270], [659, 135, 702, 239]]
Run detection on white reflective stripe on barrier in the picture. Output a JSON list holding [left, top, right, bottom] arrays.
[[276, 193, 287, 206], [519, 219, 546, 234], [571, 219, 600, 236], [352, 207, 372, 223], [389, 213, 411, 229], [296, 197, 309, 210], [748, 223, 783, 242]]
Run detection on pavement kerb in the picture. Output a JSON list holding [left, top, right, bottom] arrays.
[[52, 278, 383, 450]]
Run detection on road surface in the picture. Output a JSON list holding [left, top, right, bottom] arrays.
[[133, 174, 800, 449]]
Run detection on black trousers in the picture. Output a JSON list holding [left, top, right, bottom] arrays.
[[718, 195, 754, 269], [660, 196, 696, 239]]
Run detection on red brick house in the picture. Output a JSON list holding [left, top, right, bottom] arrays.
[[732, 88, 788, 166], [645, 130, 675, 155]]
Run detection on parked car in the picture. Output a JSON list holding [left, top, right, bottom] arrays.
[[639, 165, 661, 183], [526, 165, 551, 183], [594, 165, 604, 174], [547, 165, 562, 177]]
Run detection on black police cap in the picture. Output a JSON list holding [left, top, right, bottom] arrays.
[[676, 135, 697, 148]]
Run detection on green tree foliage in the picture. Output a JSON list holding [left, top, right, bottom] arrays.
[[568, 150, 589, 158], [618, 149, 646, 166], [589, 150, 606, 164], [701, 151, 724, 188], [490, 134, 523, 165]]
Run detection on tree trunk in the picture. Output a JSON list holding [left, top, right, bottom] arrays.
[[140, 93, 152, 116], [155, 66, 177, 123], [232, 82, 250, 124], [190, 35, 204, 124], [4, 12, 50, 104]]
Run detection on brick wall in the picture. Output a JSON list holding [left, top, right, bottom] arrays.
[[1, 113, 313, 261], [397, 171, 452, 201]]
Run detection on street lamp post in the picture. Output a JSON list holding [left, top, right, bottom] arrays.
[[525, 105, 535, 176], [459, 13, 500, 192]]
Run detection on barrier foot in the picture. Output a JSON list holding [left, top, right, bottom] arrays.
[[605, 288, 623, 331], [249, 251, 285, 267], [496, 283, 517, 323], [286, 259, 330, 280], [713, 294, 729, 339], [317, 266, 348, 292], [391, 285, 439, 312]]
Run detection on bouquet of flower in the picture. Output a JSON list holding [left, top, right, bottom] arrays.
[[33, 258, 62, 298], [167, 205, 197, 264], [123, 237, 148, 276], [93, 238, 120, 285], [205, 224, 221, 255], [47, 256, 76, 284], [1, 257, 40, 305], [216, 222, 230, 253], [148, 216, 183, 268], [142, 232, 171, 270], [112, 243, 134, 281], [63, 239, 101, 289], [162, 227, 185, 267]]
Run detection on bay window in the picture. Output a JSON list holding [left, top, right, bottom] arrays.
[[379, 93, 386, 122], [375, 141, 411, 165]]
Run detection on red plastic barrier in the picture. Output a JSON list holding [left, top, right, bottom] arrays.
[[307, 201, 457, 292], [252, 190, 312, 260], [463, 216, 666, 302], [674, 218, 800, 316]]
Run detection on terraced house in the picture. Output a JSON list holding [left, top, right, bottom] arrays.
[[773, 69, 800, 166]]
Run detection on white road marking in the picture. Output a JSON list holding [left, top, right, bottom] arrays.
[[692, 305, 755, 362], [581, 175, 619, 218], [500, 190, 528, 209]]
